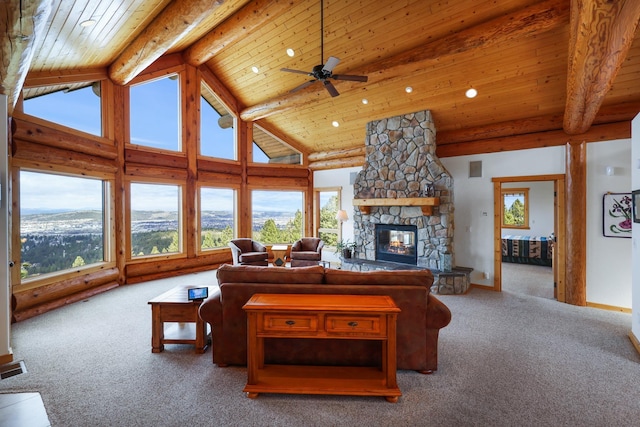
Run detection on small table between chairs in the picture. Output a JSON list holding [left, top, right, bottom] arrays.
[[271, 245, 289, 267]]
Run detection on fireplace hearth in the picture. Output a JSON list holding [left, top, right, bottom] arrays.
[[376, 224, 417, 265]]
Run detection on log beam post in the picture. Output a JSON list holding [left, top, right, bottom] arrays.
[[565, 141, 587, 306], [109, 0, 222, 86], [0, 0, 51, 114], [564, 0, 640, 134]]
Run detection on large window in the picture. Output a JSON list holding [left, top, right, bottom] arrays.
[[200, 187, 235, 250], [200, 83, 236, 160], [252, 124, 301, 164], [502, 188, 529, 229], [20, 170, 108, 279], [23, 83, 102, 136], [252, 190, 303, 244], [130, 76, 180, 151], [130, 183, 182, 257], [316, 188, 340, 248]]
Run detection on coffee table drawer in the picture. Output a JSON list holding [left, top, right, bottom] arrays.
[[325, 315, 385, 336], [261, 313, 318, 333]]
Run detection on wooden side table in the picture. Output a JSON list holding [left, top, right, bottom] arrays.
[[242, 293, 401, 402], [148, 286, 211, 354], [270, 245, 288, 267]]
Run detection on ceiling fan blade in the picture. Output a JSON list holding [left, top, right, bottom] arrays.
[[332, 74, 368, 82], [281, 68, 311, 76], [290, 80, 317, 93], [323, 80, 340, 97], [322, 56, 340, 73]]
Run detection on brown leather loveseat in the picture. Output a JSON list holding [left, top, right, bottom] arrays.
[[199, 264, 451, 373]]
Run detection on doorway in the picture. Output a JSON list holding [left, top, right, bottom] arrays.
[[492, 175, 566, 302]]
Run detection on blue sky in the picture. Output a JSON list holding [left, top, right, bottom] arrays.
[[20, 77, 299, 211]]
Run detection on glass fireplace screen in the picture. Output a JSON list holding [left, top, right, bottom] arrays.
[[376, 224, 417, 264]]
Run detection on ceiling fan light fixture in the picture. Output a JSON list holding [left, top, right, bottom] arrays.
[[466, 87, 478, 98], [286, 48, 295, 57]]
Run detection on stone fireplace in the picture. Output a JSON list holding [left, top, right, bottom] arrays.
[[343, 109, 471, 294], [352, 110, 453, 269]]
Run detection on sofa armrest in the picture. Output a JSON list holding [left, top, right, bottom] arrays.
[[198, 287, 222, 327], [425, 294, 451, 330]]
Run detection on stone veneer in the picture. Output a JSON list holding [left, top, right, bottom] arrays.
[[352, 110, 454, 270]]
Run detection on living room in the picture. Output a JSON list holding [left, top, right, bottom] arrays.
[[1, 0, 640, 424]]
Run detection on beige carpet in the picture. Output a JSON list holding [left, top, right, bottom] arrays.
[[502, 262, 555, 300], [0, 269, 638, 426]]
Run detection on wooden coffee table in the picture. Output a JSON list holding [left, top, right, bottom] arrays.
[[148, 286, 211, 354]]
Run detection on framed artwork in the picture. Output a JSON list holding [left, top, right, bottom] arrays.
[[603, 193, 632, 238], [633, 190, 640, 223]]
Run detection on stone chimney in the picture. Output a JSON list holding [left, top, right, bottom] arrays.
[[352, 110, 454, 270]]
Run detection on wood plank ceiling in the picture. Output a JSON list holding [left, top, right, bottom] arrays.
[[2, 0, 640, 166]]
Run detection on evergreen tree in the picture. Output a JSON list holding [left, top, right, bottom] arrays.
[[260, 219, 281, 243], [72, 256, 85, 268]]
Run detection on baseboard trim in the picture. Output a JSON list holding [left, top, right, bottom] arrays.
[[629, 331, 640, 358], [586, 302, 631, 313], [0, 351, 13, 366]]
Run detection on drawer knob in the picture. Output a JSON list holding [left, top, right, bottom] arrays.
[[285, 320, 296, 326], [347, 321, 359, 327]]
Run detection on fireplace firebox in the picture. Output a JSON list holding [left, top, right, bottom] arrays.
[[375, 224, 418, 265]]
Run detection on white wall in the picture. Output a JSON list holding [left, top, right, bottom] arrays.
[[586, 139, 632, 308], [502, 181, 555, 237], [632, 115, 640, 339], [440, 147, 565, 286], [316, 141, 634, 308]]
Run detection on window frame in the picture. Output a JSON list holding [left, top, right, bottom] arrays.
[[126, 179, 186, 261], [501, 187, 530, 229], [197, 184, 238, 252], [16, 167, 115, 286], [314, 187, 342, 247]]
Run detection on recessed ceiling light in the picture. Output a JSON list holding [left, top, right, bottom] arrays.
[[405, 86, 413, 93], [286, 48, 295, 57], [465, 88, 478, 98], [80, 19, 96, 27], [332, 121, 340, 127], [251, 66, 259, 74], [362, 98, 368, 104]]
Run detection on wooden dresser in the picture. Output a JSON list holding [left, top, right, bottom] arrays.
[[242, 293, 401, 402]]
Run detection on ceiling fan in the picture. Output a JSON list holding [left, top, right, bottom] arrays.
[[280, 0, 368, 97]]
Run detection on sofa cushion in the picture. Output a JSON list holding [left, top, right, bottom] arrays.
[[324, 268, 433, 287], [238, 252, 267, 263], [216, 264, 325, 285]]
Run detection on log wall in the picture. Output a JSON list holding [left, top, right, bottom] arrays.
[[10, 60, 313, 322]]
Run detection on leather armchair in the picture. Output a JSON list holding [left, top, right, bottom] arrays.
[[228, 239, 268, 266], [289, 237, 324, 267]]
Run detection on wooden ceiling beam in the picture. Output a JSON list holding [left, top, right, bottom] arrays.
[[437, 121, 630, 158], [109, 0, 223, 86], [0, 0, 51, 113], [564, 0, 640, 134], [184, 0, 294, 66], [240, 0, 569, 122], [438, 100, 640, 145]]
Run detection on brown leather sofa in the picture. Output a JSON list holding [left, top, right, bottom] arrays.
[[199, 264, 452, 373]]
